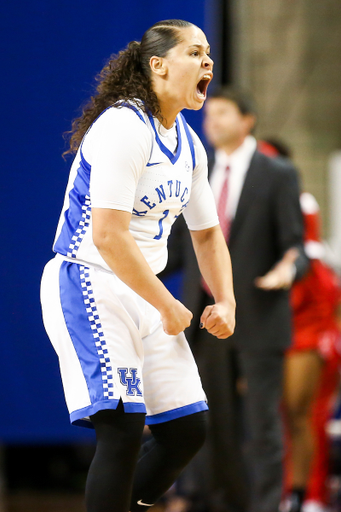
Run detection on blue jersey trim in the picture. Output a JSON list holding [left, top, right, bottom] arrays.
[[119, 101, 146, 124], [179, 113, 196, 171], [71, 400, 120, 428], [79, 147, 91, 171], [53, 159, 92, 258], [123, 402, 147, 414], [145, 400, 208, 425], [70, 400, 147, 428], [148, 114, 182, 165]]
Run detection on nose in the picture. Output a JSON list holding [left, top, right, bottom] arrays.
[[203, 54, 214, 70]]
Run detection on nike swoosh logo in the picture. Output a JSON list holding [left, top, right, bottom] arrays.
[[146, 162, 161, 167], [137, 499, 154, 506]]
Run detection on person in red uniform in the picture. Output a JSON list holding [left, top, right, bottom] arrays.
[[258, 140, 341, 512]]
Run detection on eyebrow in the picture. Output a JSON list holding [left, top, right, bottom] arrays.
[[188, 44, 211, 52]]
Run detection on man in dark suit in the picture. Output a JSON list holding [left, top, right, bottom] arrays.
[[161, 87, 308, 512]]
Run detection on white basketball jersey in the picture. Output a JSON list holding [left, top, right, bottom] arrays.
[[53, 102, 218, 275]]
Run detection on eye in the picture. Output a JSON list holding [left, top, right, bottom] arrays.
[[190, 50, 199, 57]]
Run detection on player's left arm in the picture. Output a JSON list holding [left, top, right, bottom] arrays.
[[190, 225, 235, 339], [183, 127, 235, 339]]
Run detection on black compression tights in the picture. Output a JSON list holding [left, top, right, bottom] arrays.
[[85, 402, 208, 512], [85, 402, 145, 512]]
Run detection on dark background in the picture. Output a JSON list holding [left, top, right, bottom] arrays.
[[0, 0, 228, 445]]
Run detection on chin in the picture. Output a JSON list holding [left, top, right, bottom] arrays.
[[187, 99, 206, 111]]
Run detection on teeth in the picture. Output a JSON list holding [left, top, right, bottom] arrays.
[[202, 74, 211, 80]]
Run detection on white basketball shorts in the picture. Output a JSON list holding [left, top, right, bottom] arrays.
[[40, 254, 207, 428]]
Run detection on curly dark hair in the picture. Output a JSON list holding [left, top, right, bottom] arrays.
[[64, 19, 194, 156]]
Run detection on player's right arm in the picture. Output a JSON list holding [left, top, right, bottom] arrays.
[[88, 107, 192, 335]]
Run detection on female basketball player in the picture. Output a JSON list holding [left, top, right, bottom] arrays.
[[41, 19, 235, 512]]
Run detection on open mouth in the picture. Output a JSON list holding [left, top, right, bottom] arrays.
[[196, 74, 212, 99]]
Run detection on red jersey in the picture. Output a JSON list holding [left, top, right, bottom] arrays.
[[289, 193, 341, 359]]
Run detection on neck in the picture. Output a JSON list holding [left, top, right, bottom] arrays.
[[153, 80, 181, 129], [157, 98, 179, 129], [220, 136, 247, 156]]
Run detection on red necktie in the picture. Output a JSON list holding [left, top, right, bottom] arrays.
[[217, 165, 230, 241], [201, 165, 230, 296]]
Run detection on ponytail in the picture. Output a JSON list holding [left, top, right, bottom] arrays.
[[126, 41, 142, 69], [64, 19, 194, 156]]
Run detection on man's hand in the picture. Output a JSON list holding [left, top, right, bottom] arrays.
[[200, 301, 235, 339], [255, 248, 299, 290]]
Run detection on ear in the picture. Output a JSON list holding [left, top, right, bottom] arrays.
[[150, 56, 167, 77], [244, 114, 256, 134]]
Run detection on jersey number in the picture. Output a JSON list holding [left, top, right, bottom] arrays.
[[154, 210, 169, 240]]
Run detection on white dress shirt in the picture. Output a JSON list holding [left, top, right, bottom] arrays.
[[210, 135, 257, 220]]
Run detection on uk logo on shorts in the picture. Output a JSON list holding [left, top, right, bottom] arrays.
[[117, 368, 143, 397]]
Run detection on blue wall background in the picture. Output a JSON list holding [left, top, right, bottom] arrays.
[[0, 0, 217, 443]]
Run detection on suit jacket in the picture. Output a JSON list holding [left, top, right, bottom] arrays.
[[161, 149, 308, 351]]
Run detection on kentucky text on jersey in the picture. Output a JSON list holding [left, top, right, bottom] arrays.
[[134, 180, 190, 214]]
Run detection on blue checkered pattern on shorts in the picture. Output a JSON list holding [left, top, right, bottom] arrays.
[[79, 265, 114, 399], [67, 195, 91, 259]]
